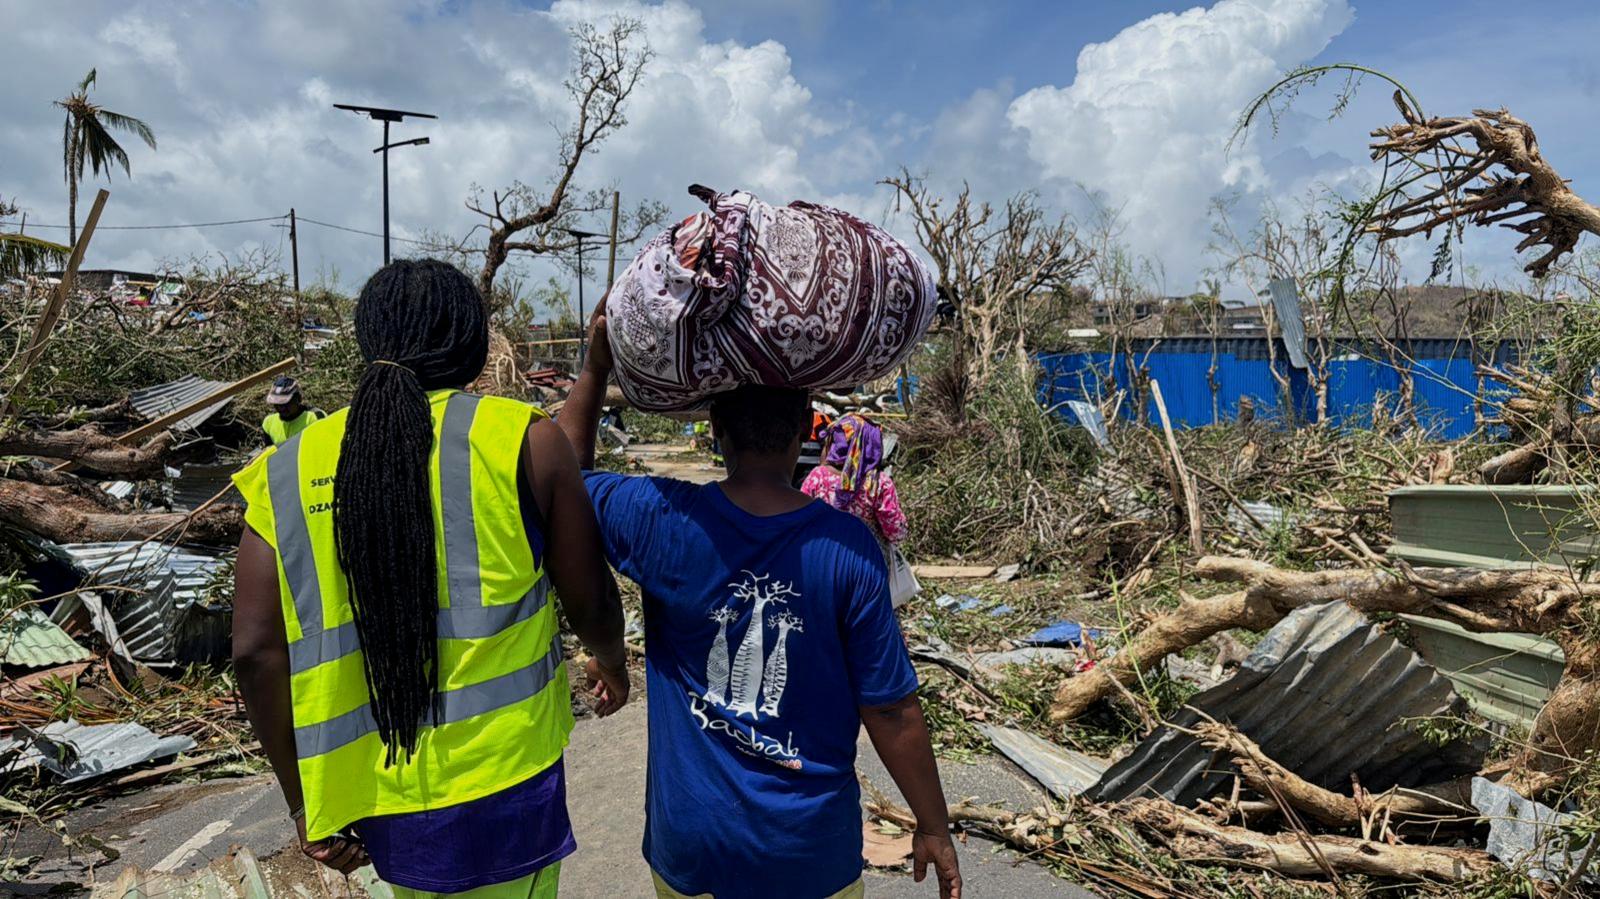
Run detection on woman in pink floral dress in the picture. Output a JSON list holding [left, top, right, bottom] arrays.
[[801, 413, 918, 605]]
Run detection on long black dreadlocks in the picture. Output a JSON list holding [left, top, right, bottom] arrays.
[[332, 259, 489, 764]]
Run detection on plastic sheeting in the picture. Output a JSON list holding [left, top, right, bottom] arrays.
[[1087, 601, 1485, 806], [1472, 776, 1597, 884]]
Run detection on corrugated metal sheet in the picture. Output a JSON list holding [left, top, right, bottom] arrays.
[[129, 374, 234, 432], [1065, 400, 1110, 449], [982, 725, 1108, 800], [58, 541, 226, 601], [0, 606, 90, 667], [1389, 485, 1599, 569], [1403, 616, 1565, 729], [1386, 485, 1572, 728], [168, 462, 243, 510], [1086, 601, 1484, 805], [49, 542, 229, 665], [1266, 277, 1308, 369], [0, 719, 195, 783]]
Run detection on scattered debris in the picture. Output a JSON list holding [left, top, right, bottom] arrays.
[[1020, 620, 1103, 648], [992, 563, 1021, 583], [975, 647, 1078, 668], [912, 564, 996, 579], [93, 847, 394, 899], [933, 593, 982, 613], [0, 719, 195, 783]]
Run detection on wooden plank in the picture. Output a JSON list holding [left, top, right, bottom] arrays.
[[52, 357, 295, 472], [912, 564, 996, 579], [4, 189, 110, 419], [1150, 380, 1204, 555]]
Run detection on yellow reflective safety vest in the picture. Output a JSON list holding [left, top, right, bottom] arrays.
[[232, 390, 572, 841], [262, 408, 325, 445]]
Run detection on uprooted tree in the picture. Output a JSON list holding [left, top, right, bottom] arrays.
[[884, 170, 1091, 416], [1239, 64, 1600, 279], [467, 17, 667, 306]]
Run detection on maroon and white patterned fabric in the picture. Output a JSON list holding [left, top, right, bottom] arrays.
[[606, 185, 937, 412]]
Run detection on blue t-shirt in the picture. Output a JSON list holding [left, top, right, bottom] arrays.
[[585, 473, 918, 899]]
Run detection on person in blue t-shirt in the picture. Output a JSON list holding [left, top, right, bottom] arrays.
[[559, 308, 962, 899]]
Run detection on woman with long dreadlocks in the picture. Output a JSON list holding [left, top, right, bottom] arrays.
[[232, 259, 628, 898]]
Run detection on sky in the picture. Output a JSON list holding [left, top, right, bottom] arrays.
[[4, 0, 1598, 303]]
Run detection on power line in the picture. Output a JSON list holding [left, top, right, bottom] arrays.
[[293, 215, 441, 247], [16, 209, 450, 249], [20, 215, 288, 231]]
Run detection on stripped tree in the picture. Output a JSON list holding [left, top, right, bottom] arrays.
[[883, 170, 1091, 417], [467, 18, 667, 306]]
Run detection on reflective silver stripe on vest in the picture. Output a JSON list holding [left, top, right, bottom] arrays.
[[293, 633, 564, 758], [440, 393, 483, 609], [286, 583, 549, 673], [268, 434, 321, 635]]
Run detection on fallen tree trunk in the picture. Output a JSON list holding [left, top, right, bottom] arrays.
[[866, 789, 1496, 888], [1120, 797, 1497, 882], [1195, 721, 1477, 831], [1051, 556, 1600, 796], [0, 477, 241, 544], [0, 425, 175, 478]]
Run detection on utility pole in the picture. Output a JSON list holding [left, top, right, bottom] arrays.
[[606, 190, 621, 290], [288, 208, 300, 294], [289, 208, 303, 356], [333, 104, 436, 265]]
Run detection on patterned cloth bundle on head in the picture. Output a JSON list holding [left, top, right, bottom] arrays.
[[605, 185, 938, 411], [823, 413, 883, 508]]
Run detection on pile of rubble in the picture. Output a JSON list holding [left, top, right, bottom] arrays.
[[1, 360, 284, 801]]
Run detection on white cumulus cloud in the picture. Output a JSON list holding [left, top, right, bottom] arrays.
[[1004, 0, 1356, 288]]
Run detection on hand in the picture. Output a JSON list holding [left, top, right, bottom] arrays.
[[913, 830, 961, 899], [583, 297, 613, 375], [584, 655, 630, 716], [296, 815, 369, 874]]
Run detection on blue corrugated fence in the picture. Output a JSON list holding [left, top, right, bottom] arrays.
[[1038, 338, 1518, 439]]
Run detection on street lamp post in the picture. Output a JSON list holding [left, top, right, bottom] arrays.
[[563, 227, 605, 363], [333, 104, 437, 264]]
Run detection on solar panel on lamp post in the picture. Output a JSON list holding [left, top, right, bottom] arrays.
[[563, 227, 606, 364], [333, 104, 437, 265]]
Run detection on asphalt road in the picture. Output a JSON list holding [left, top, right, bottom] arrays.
[[8, 681, 1096, 897]]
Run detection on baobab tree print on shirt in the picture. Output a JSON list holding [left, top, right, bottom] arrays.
[[723, 572, 799, 718], [759, 611, 804, 717], [690, 571, 809, 768]]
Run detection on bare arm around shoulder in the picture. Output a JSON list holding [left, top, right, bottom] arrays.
[[861, 694, 963, 898], [522, 417, 629, 713]]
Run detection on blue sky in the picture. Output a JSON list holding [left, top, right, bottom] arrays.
[[4, 0, 1596, 298]]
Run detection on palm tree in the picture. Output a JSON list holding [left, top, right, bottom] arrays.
[[0, 198, 68, 281], [56, 69, 156, 244]]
